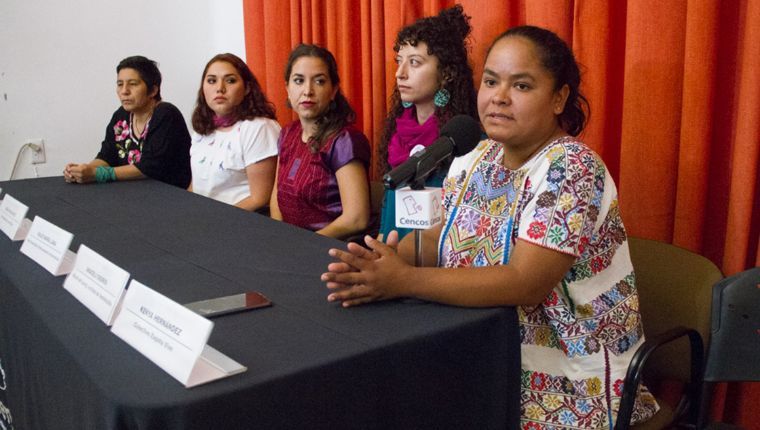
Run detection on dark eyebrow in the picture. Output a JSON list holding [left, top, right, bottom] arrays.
[[291, 73, 328, 80], [482, 68, 536, 82], [482, 68, 499, 78], [509, 72, 536, 81]]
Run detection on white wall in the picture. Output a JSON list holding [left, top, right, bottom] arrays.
[[0, 0, 246, 181]]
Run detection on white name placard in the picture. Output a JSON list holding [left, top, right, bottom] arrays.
[[0, 194, 31, 241], [63, 244, 130, 325], [395, 187, 443, 229], [111, 280, 246, 388], [20, 216, 75, 275]]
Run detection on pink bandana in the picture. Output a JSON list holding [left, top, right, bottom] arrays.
[[387, 107, 439, 168], [213, 114, 238, 129]]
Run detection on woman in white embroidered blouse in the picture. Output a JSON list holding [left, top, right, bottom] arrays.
[[321, 26, 659, 428], [188, 53, 280, 212]]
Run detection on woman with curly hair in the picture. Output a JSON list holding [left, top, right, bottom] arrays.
[[378, 5, 478, 240], [271, 44, 371, 239], [189, 53, 280, 212]]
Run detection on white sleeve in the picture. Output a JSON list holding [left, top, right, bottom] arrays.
[[240, 118, 281, 166]]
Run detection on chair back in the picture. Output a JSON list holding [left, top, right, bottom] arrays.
[[345, 181, 385, 244], [703, 267, 760, 382], [627, 237, 723, 382], [370, 180, 386, 216]]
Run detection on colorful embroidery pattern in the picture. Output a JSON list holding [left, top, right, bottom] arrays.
[[441, 142, 525, 268], [113, 120, 129, 142], [113, 114, 150, 164], [520, 369, 658, 429], [439, 138, 658, 427], [522, 142, 606, 255], [521, 273, 644, 358]]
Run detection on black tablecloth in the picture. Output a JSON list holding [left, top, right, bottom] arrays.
[[0, 177, 519, 429]]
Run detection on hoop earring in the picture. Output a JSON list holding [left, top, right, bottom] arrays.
[[401, 101, 413, 108], [434, 88, 450, 108]]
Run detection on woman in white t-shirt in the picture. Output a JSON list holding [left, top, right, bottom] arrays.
[[189, 53, 280, 212]]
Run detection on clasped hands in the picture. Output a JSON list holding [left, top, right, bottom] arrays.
[[63, 163, 96, 183], [321, 231, 412, 307]]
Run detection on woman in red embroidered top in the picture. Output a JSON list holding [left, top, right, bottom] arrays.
[[270, 44, 371, 239]]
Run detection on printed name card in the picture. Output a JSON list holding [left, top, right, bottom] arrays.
[[63, 244, 130, 325], [20, 216, 75, 275], [0, 194, 32, 241], [111, 280, 246, 388]]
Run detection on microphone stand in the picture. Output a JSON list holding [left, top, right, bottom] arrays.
[[409, 178, 425, 268]]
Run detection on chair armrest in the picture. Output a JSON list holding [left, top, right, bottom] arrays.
[[614, 326, 704, 430]]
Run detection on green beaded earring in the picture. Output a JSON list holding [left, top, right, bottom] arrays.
[[434, 88, 450, 108]]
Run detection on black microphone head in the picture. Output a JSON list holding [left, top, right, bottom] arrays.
[[439, 115, 481, 156]]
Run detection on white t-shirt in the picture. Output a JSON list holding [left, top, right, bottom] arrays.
[[190, 118, 280, 206]]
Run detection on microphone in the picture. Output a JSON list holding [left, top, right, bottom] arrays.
[[383, 115, 481, 190]]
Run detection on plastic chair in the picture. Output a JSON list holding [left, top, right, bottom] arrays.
[[697, 267, 760, 429], [615, 237, 723, 429]]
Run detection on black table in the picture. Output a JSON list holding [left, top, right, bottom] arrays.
[[0, 177, 519, 430]]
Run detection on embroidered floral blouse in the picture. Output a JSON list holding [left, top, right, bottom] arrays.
[[96, 102, 191, 188], [439, 137, 659, 429]]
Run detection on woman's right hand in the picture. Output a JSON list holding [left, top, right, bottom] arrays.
[[325, 230, 400, 277]]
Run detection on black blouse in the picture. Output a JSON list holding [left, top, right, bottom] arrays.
[[96, 102, 191, 188]]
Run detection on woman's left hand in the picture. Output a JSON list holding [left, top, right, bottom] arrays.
[[322, 233, 409, 307]]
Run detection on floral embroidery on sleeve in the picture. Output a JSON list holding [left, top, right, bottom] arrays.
[[521, 142, 605, 256]]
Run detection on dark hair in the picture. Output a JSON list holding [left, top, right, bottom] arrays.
[[117, 56, 162, 101], [379, 5, 478, 173], [487, 25, 589, 136], [191, 53, 276, 135], [284, 44, 356, 152]]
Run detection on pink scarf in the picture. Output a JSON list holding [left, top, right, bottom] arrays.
[[387, 107, 439, 168], [213, 114, 238, 129]]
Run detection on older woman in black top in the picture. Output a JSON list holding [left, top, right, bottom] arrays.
[[64, 56, 191, 188]]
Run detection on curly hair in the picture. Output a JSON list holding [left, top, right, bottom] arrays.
[[117, 56, 162, 101], [192, 53, 276, 135], [488, 26, 590, 136], [379, 5, 478, 173]]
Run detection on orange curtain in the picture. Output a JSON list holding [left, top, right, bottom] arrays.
[[243, 0, 760, 425]]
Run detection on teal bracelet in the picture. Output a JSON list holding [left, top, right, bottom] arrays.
[[95, 166, 116, 183]]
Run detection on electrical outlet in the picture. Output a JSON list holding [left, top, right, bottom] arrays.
[[29, 139, 46, 164]]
